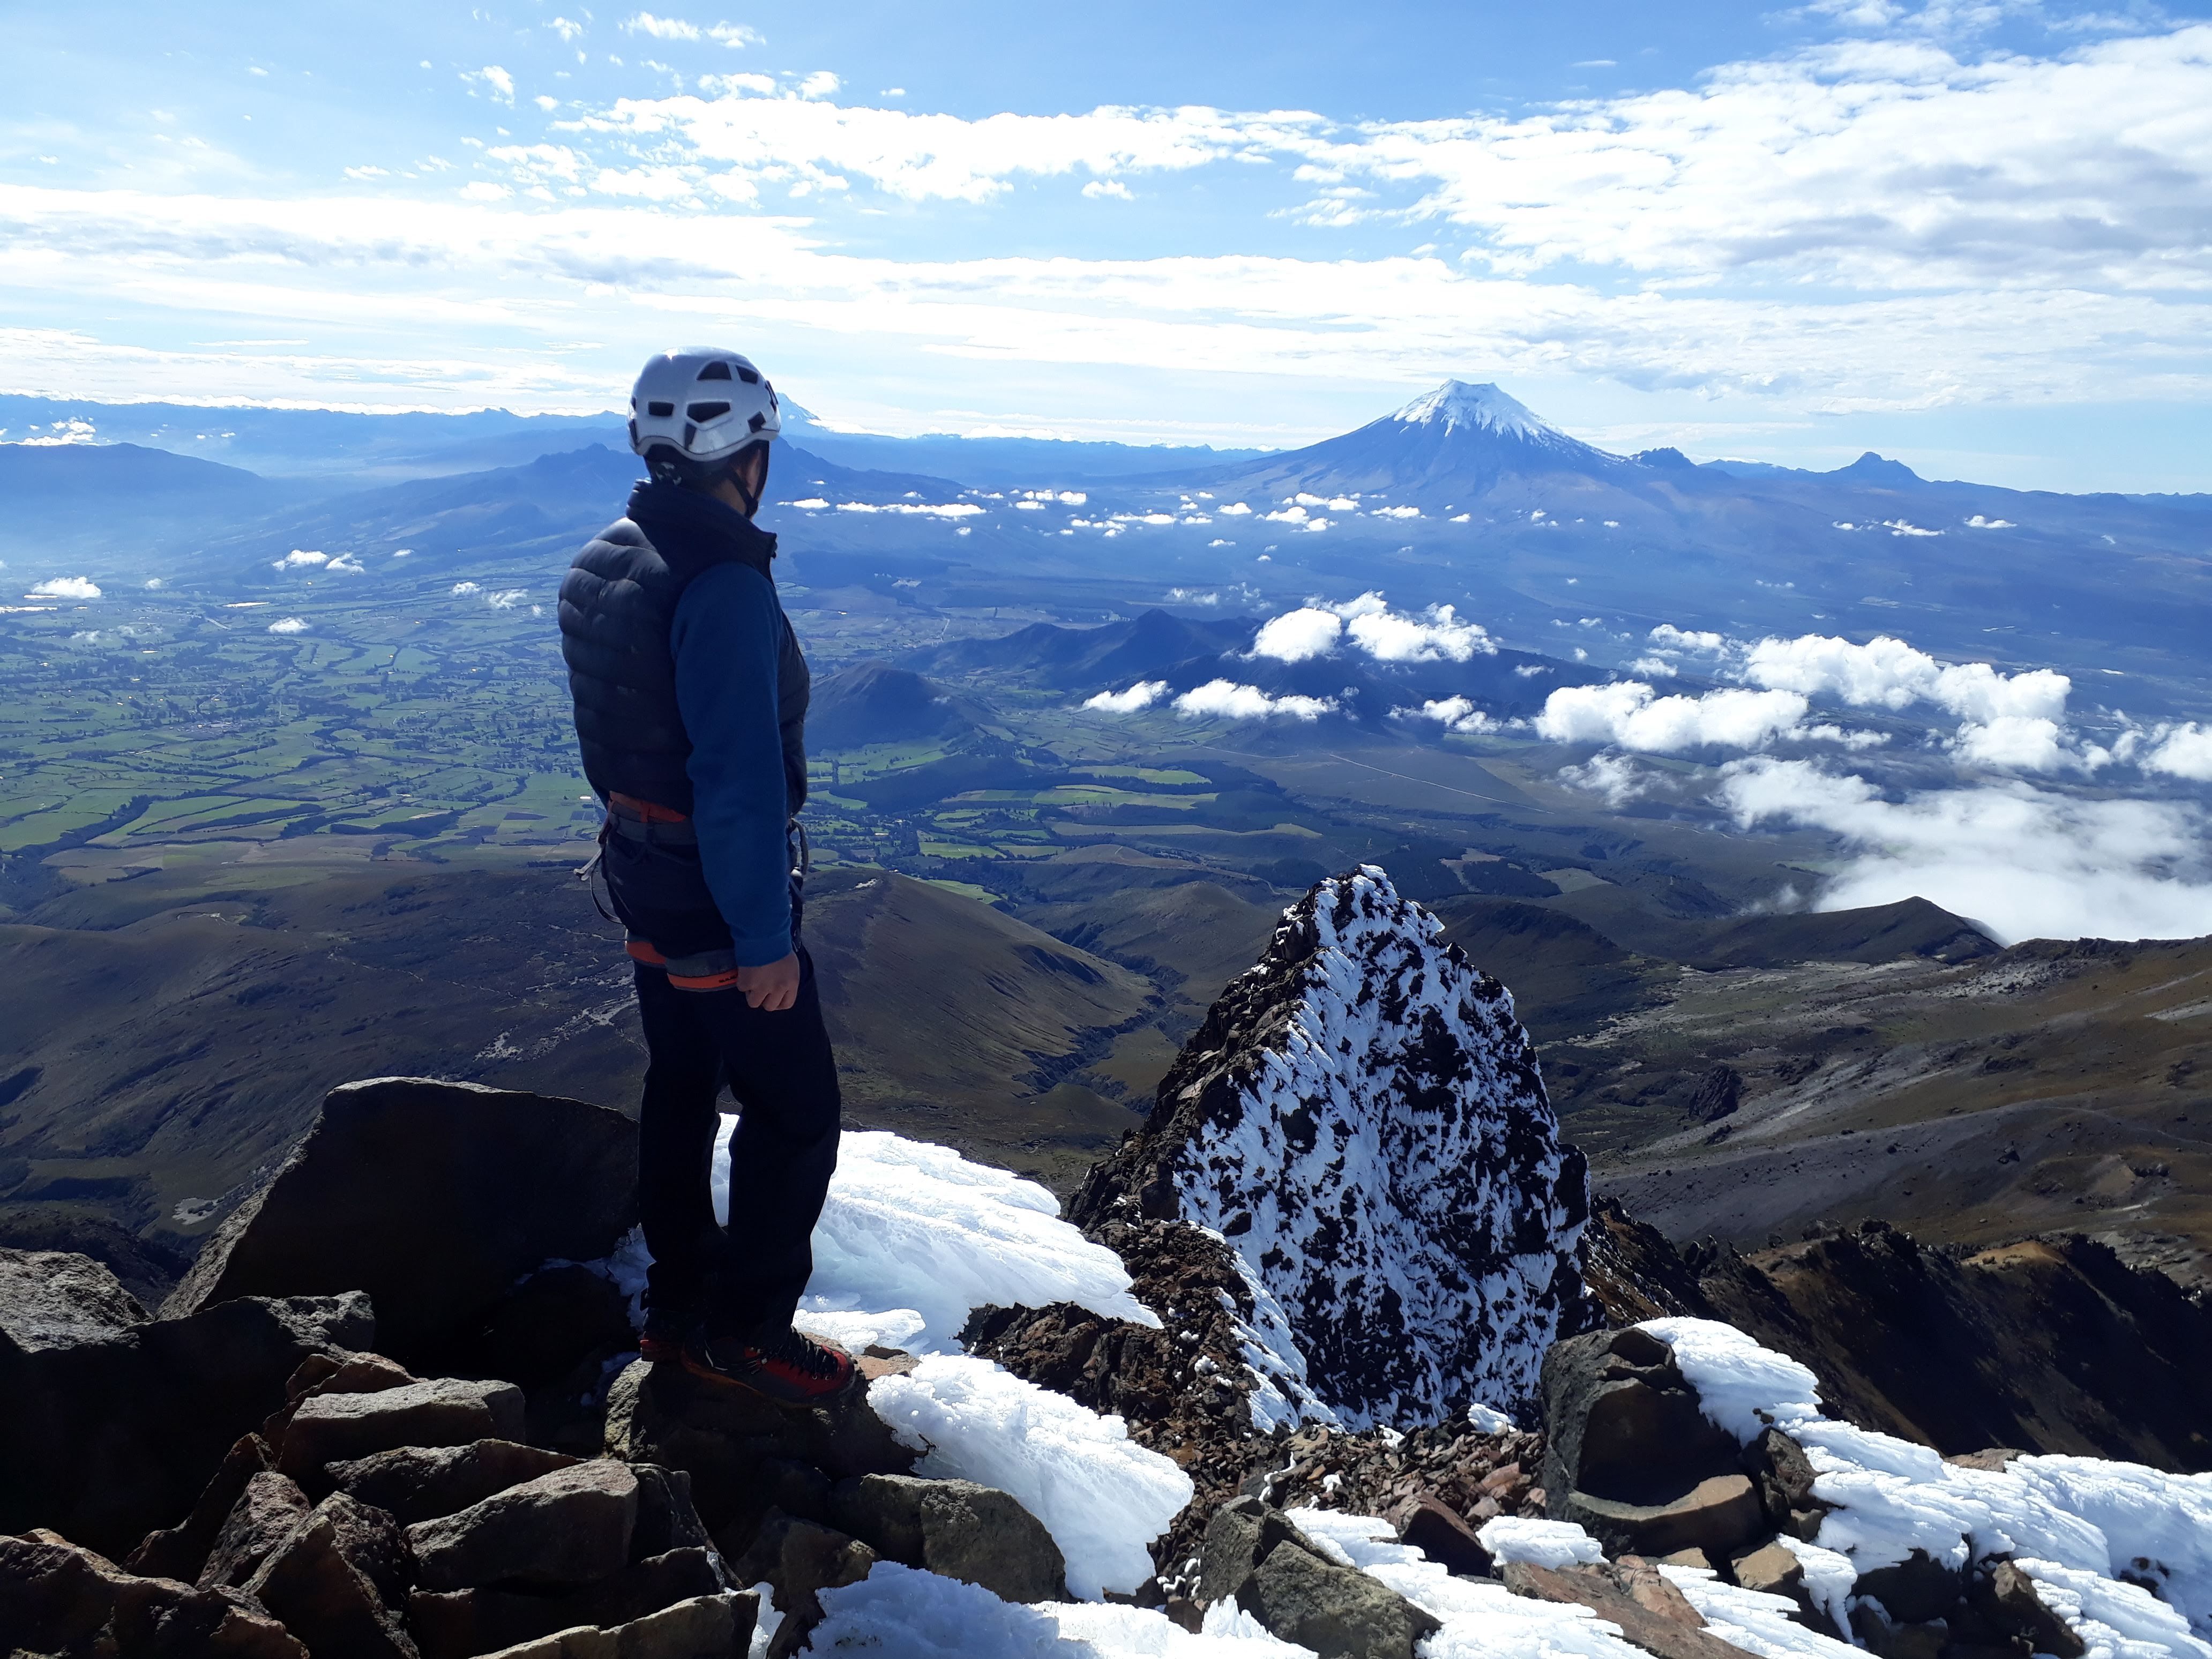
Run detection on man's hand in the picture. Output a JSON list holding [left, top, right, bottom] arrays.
[[736, 951, 801, 1012]]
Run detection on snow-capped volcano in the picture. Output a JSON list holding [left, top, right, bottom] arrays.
[[1192, 379, 1620, 506], [1074, 866, 1591, 1429], [1389, 380, 1559, 443]]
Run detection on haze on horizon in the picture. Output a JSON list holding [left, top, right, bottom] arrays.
[[5, 0, 2212, 492]]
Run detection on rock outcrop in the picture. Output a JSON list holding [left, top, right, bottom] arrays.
[[1074, 866, 1590, 1428], [1, 1245, 372, 1558], [165, 1079, 637, 1372], [1199, 1497, 1441, 1659], [1582, 1203, 2212, 1472]]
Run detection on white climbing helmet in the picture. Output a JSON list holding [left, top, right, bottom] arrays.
[[626, 347, 781, 467]]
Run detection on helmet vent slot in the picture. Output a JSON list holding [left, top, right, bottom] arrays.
[[696, 361, 733, 380], [646, 400, 676, 417], [686, 401, 732, 422], [736, 365, 760, 384]]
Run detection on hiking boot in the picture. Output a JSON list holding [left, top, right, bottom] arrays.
[[680, 1325, 855, 1404]]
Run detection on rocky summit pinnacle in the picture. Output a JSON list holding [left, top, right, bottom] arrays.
[[1074, 866, 1591, 1430]]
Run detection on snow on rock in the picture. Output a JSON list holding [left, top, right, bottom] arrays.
[[711, 1120, 1157, 1355], [803, 1563, 1312, 1656], [1646, 1317, 2212, 1650], [1658, 1565, 1863, 1659], [1477, 1516, 1608, 1569], [1213, 1231, 1341, 1433], [1074, 865, 1589, 1429], [1288, 1509, 1649, 1659], [869, 1353, 1195, 1601]]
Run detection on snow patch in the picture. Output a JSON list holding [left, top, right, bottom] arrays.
[[711, 1121, 1158, 1355], [869, 1355, 1194, 1601]]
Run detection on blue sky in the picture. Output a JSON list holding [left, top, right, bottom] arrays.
[[6, 1, 2211, 488]]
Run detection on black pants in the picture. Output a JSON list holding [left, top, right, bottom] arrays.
[[632, 948, 842, 1336]]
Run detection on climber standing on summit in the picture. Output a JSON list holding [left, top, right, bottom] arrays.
[[558, 347, 851, 1403]]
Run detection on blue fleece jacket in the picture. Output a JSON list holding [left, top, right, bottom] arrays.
[[669, 561, 792, 967]]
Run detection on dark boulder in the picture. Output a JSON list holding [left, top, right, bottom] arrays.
[[327, 1440, 581, 1525], [164, 1078, 637, 1372], [1395, 1496, 1493, 1579], [124, 1434, 274, 1584], [1, 1287, 371, 1558], [602, 1358, 913, 1541], [406, 1461, 639, 1592], [406, 1548, 724, 1659], [0, 1245, 147, 1348], [1540, 1326, 1763, 1559], [242, 1493, 418, 1659], [831, 1472, 1067, 1604], [277, 1377, 527, 1485], [0, 1532, 309, 1659], [198, 1471, 313, 1589], [1198, 1497, 1440, 1659]]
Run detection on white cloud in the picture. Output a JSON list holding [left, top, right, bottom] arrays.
[[9, 25, 2212, 430], [1251, 607, 1342, 663], [465, 66, 515, 104], [624, 13, 701, 39], [1649, 624, 1731, 653], [833, 500, 982, 519], [549, 17, 586, 42], [451, 581, 480, 595], [1882, 519, 1940, 537], [1394, 696, 1497, 734], [1344, 600, 1492, 662], [1174, 680, 1336, 721], [1949, 715, 2083, 773], [1741, 633, 2069, 721], [1964, 514, 2014, 528], [1535, 681, 1810, 752], [1082, 681, 1168, 712], [144, 577, 163, 588], [1082, 180, 1133, 200], [1627, 656, 1680, 677], [326, 554, 366, 574], [267, 616, 309, 633], [273, 549, 328, 570], [1716, 757, 2212, 945], [26, 576, 101, 599], [1558, 751, 1650, 806], [1801, 723, 1890, 750], [1217, 503, 1252, 516], [2143, 723, 2212, 782], [1282, 27, 2212, 294], [1250, 592, 1494, 665]]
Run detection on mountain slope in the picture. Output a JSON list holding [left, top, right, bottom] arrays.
[[805, 661, 980, 752]]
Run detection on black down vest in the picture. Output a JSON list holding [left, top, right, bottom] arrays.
[[558, 479, 810, 818]]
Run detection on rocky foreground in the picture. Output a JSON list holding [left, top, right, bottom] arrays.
[[7, 870, 2212, 1658]]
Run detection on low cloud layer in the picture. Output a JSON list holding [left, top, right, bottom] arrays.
[[1251, 593, 1494, 666], [1717, 757, 2212, 945], [1535, 681, 1811, 753], [1172, 680, 1335, 721], [25, 576, 101, 600]]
